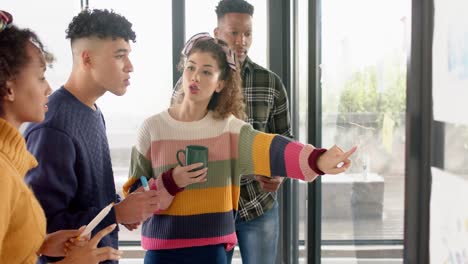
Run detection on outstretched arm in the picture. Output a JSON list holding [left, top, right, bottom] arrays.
[[237, 124, 356, 182]]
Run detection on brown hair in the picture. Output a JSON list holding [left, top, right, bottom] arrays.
[[0, 25, 53, 116], [175, 38, 246, 120]]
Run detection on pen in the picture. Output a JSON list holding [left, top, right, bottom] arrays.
[[80, 202, 114, 238], [140, 176, 150, 191]]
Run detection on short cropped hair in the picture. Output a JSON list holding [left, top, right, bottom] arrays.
[[66, 9, 136, 43], [215, 0, 254, 20]]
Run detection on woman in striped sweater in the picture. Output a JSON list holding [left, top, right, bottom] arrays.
[[123, 33, 356, 264]]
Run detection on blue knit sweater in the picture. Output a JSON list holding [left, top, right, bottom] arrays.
[[24, 87, 119, 264]]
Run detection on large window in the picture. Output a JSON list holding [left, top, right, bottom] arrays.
[[320, 0, 409, 259], [297, 0, 410, 262]]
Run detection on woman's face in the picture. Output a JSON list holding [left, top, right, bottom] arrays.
[[4, 42, 52, 126], [182, 51, 224, 105]]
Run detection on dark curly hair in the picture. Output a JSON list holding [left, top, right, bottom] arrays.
[[0, 25, 53, 116], [215, 0, 254, 20], [66, 9, 136, 43], [175, 38, 246, 120]]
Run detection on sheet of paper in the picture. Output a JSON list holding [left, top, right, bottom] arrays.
[[430, 167, 468, 264], [433, 0, 468, 125]]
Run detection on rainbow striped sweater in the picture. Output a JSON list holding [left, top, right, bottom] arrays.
[[123, 110, 319, 251]]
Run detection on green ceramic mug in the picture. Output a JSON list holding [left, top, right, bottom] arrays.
[[176, 145, 208, 172]]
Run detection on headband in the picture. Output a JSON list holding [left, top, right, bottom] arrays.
[[181, 32, 237, 71], [0, 10, 13, 32]]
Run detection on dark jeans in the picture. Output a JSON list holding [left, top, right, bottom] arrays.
[[144, 244, 227, 264]]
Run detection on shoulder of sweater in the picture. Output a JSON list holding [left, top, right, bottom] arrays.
[[24, 122, 73, 144], [139, 112, 166, 131], [27, 95, 68, 131], [25, 93, 100, 139], [143, 112, 165, 124], [225, 115, 250, 133], [0, 157, 24, 198]]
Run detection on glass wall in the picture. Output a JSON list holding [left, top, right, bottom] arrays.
[[297, 0, 410, 262], [321, 0, 409, 260], [296, 0, 309, 246]]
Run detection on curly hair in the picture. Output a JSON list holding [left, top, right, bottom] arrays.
[[66, 9, 136, 43], [215, 0, 254, 20], [0, 25, 53, 116], [176, 39, 246, 120]]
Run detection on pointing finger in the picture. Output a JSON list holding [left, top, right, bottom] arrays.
[[341, 146, 358, 160]]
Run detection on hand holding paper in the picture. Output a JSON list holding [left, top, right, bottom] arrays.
[[79, 202, 114, 238]]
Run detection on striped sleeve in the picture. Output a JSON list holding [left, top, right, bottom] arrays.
[[237, 124, 318, 182], [123, 121, 153, 197]]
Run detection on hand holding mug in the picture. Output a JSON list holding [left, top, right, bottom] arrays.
[[172, 163, 208, 188], [174, 145, 209, 187], [176, 145, 208, 172]]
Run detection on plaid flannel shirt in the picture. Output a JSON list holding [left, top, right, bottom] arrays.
[[237, 57, 293, 221], [171, 56, 292, 221]]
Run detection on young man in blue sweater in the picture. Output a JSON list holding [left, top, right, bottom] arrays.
[[24, 9, 160, 264]]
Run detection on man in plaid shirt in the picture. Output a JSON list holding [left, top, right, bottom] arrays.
[[172, 1, 292, 263], [214, 0, 293, 262]]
